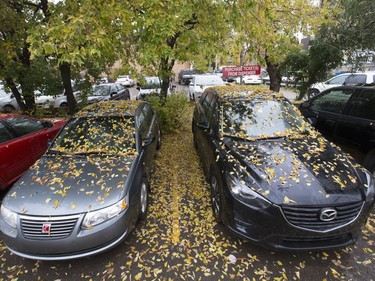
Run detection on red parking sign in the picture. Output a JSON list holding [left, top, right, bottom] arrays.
[[222, 65, 261, 77]]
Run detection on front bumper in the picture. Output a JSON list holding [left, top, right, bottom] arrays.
[[0, 207, 137, 260], [221, 195, 372, 251]]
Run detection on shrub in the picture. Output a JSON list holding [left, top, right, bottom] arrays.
[[145, 93, 191, 134]]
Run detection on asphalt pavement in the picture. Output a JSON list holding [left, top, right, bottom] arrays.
[[0, 85, 374, 281]]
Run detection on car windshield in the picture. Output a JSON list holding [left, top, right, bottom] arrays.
[[92, 85, 109, 96], [50, 116, 136, 156], [196, 76, 225, 86], [142, 77, 161, 89], [221, 98, 309, 140]]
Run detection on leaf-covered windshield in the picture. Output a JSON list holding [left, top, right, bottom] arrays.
[[221, 99, 309, 140], [50, 116, 136, 156]]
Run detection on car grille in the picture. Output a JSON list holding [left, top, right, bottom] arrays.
[[281, 201, 364, 232], [20, 215, 80, 239]]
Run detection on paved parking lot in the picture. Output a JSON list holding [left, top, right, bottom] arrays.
[[0, 86, 374, 281]]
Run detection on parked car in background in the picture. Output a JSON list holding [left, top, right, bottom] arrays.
[[136, 76, 166, 100], [188, 74, 225, 101], [0, 93, 19, 113], [116, 75, 135, 87], [0, 82, 19, 112], [88, 83, 130, 103], [0, 114, 65, 190], [0, 100, 161, 260], [235, 75, 262, 85], [308, 71, 375, 98], [298, 85, 375, 175], [35, 88, 82, 109], [178, 69, 199, 85], [192, 85, 375, 250]]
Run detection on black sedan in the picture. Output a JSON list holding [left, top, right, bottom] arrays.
[[0, 100, 161, 260], [88, 83, 130, 103], [192, 85, 375, 251]]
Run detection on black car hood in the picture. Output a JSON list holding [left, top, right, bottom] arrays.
[[4, 154, 136, 216], [224, 134, 365, 206]]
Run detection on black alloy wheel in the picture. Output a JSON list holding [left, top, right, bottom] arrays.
[[138, 179, 149, 221], [210, 172, 223, 223], [156, 128, 162, 150]]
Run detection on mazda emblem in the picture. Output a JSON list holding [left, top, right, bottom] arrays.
[[319, 208, 337, 221]]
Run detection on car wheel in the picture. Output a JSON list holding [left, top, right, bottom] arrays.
[[59, 102, 68, 108], [210, 172, 223, 223], [138, 179, 149, 221], [2, 105, 15, 113], [156, 128, 162, 150], [308, 89, 319, 99]]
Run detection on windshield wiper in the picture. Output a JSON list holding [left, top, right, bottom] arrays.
[[46, 149, 70, 155], [223, 134, 285, 142]]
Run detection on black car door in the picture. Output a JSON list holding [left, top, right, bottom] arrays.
[[334, 88, 375, 161], [193, 92, 211, 173], [138, 104, 157, 177], [300, 88, 354, 140]]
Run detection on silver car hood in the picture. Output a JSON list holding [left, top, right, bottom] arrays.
[[3, 154, 136, 216]]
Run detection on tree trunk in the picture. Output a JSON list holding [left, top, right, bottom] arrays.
[[159, 56, 175, 103], [59, 62, 77, 115], [5, 78, 27, 112], [265, 54, 281, 92]]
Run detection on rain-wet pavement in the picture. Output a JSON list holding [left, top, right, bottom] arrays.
[[0, 86, 374, 281]]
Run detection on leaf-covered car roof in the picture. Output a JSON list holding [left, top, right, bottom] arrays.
[[209, 85, 284, 100], [74, 100, 143, 118]]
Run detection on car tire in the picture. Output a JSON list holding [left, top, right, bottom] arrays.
[[210, 171, 223, 223], [2, 105, 15, 113], [138, 179, 149, 221], [156, 128, 162, 150], [308, 89, 319, 99], [59, 102, 68, 108]]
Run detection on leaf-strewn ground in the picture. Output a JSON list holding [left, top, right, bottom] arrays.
[[0, 106, 374, 280]]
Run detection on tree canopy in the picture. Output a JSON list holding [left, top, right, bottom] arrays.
[[1, 0, 372, 113]]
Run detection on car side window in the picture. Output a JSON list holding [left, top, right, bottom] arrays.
[[5, 116, 45, 136], [309, 89, 353, 114], [0, 123, 14, 144], [208, 97, 219, 134], [142, 104, 153, 127], [327, 75, 348, 85], [345, 75, 367, 85], [137, 109, 145, 128], [349, 90, 375, 120]]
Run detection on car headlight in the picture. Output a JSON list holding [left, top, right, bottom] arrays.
[[82, 197, 128, 229], [364, 169, 375, 203], [226, 173, 271, 209], [1, 205, 17, 228]]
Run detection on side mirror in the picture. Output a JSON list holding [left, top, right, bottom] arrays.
[[42, 121, 53, 128], [197, 121, 209, 130], [300, 101, 310, 108], [136, 86, 140, 91]]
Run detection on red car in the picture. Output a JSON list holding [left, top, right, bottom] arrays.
[[0, 114, 66, 190]]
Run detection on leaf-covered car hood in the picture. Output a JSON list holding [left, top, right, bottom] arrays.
[[4, 154, 136, 216], [223, 134, 365, 206]]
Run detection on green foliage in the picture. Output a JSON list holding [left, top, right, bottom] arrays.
[[145, 93, 191, 134], [281, 33, 343, 99]]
